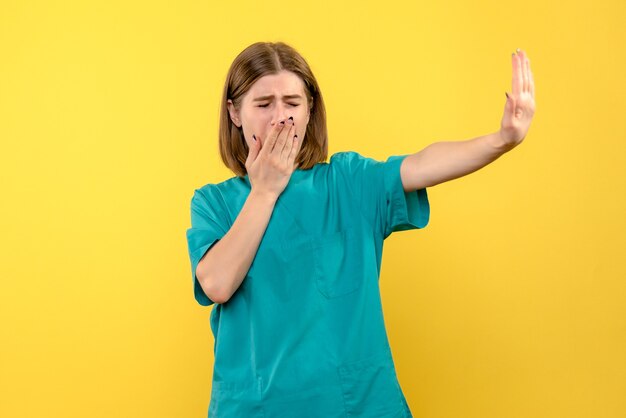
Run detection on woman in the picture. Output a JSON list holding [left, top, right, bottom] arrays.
[[186, 41, 535, 417]]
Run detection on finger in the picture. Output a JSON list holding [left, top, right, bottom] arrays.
[[527, 59, 535, 99], [520, 50, 529, 93], [512, 51, 523, 97], [259, 120, 285, 158], [288, 130, 302, 168], [246, 134, 261, 165], [281, 122, 296, 162], [270, 119, 290, 158]]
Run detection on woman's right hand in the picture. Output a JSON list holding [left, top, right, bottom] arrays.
[[245, 117, 302, 200]]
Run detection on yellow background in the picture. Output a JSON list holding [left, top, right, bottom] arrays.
[[1, 1, 625, 417]]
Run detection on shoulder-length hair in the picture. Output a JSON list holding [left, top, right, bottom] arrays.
[[218, 41, 328, 177]]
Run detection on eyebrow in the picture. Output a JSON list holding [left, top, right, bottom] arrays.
[[252, 94, 303, 102]]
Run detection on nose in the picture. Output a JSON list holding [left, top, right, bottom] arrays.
[[272, 103, 291, 124]]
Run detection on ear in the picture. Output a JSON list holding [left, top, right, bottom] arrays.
[[227, 99, 242, 127]]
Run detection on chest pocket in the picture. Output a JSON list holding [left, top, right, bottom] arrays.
[[312, 225, 367, 299]]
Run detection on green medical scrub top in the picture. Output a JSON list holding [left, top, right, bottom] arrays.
[[186, 151, 430, 418]]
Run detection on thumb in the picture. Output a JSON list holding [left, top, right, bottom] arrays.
[[504, 92, 516, 115]]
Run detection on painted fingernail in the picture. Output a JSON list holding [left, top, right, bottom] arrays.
[[288, 116, 293, 121], [279, 119, 285, 125], [294, 134, 298, 140], [253, 134, 257, 141]]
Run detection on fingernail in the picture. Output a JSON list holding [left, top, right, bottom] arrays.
[[288, 116, 293, 121], [279, 119, 285, 125], [253, 134, 257, 141], [294, 134, 298, 140], [505, 92, 509, 99]]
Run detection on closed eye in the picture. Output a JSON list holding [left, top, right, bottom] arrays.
[[257, 103, 300, 108]]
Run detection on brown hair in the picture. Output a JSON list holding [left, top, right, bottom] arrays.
[[218, 42, 328, 177]]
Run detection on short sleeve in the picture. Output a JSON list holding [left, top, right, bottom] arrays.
[[330, 151, 430, 239], [185, 187, 230, 306]]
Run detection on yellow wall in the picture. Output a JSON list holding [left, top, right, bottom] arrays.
[[1, 1, 625, 417]]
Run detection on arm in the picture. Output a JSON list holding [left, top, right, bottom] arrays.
[[401, 48, 536, 192], [400, 131, 513, 191], [196, 189, 277, 304], [198, 117, 303, 303]]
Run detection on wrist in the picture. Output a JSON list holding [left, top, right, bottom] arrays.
[[249, 188, 279, 205], [490, 130, 517, 154]]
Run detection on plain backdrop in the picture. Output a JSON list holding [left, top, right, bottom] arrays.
[[1, 1, 625, 417]]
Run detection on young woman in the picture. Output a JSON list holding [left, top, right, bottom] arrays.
[[186, 41, 535, 418]]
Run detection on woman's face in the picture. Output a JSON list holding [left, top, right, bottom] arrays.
[[227, 70, 311, 150]]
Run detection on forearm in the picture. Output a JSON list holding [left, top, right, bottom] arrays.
[[403, 130, 516, 190], [196, 189, 277, 303]]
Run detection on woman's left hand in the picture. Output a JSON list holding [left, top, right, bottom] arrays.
[[499, 48, 536, 149]]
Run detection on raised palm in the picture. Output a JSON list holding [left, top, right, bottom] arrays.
[[500, 49, 536, 148]]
